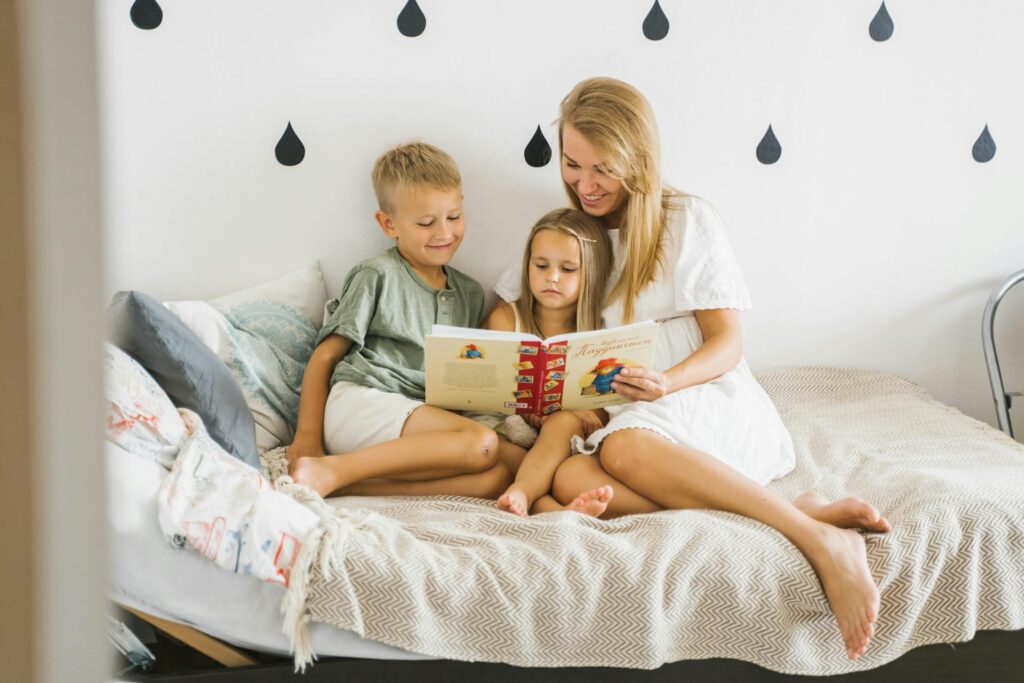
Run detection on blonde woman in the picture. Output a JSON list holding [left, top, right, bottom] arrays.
[[491, 77, 890, 660]]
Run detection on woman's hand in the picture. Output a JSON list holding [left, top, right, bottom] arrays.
[[611, 366, 671, 402]]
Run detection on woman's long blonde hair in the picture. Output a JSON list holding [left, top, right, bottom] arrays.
[[559, 77, 679, 323], [515, 208, 613, 338]]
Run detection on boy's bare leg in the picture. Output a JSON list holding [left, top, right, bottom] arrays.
[[593, 428, 882, 661], [496, 411, 585, 517], [339, 462, 512, 500], [291, 406, 500, 497]]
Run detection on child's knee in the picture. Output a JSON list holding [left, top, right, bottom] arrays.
[[545, 410, 583, 433], [462, 425, 500, 471]]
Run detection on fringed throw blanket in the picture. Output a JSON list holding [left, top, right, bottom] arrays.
[[282, 369, 1024, 673]]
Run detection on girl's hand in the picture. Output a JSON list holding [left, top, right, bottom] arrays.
[[573, 410, 606, 437], [525, 414, 547, 430], [611, 366, 671, 402]]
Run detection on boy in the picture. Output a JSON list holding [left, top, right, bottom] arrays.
[[289, 142, 523, 498]]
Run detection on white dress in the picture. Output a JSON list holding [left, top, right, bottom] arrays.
[[495, 196, 795, 485]]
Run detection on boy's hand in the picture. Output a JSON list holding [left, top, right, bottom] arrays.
[[287, 433, 325, 468]]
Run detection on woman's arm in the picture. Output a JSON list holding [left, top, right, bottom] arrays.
[[288, 334, 353, 460], [611, 308, 742, 402], [482, 299, 518, 332]]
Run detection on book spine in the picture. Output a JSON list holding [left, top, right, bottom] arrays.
[[539, 341, 568, 416], [510, 341, 544, 416]]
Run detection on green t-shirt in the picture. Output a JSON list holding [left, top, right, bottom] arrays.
[[318, 247, 485, 399]]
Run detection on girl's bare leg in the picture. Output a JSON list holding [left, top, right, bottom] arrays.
[[338, 462, 513, 500], [594, 428, 881, 660], [532, 454, 664, 517], [291, 406, 500, 497], [497, 411, 588, 517]]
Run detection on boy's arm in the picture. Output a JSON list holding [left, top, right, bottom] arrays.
[[482, 299, 517, 332], [289, 334, 353, 459]]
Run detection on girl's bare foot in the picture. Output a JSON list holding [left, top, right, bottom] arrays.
[[804, 523, 880, 660], [497, 486, 529, 517], [794, 491, 891, 533], [290, 456, 337, 498], [567, 485, 614, 517]]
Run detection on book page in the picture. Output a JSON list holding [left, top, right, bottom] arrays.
[[424, 331, 526, 414], [554, 321, 660, 412]]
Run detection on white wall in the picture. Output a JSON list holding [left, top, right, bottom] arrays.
[[98, 0, 1024, 432]]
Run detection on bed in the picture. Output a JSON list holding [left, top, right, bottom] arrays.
[[109, 365, 1024, 681]]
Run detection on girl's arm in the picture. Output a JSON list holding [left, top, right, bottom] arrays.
[[289, 334, 353, 460], [611, 308, 742, 402], [482, 299, 518, 332]]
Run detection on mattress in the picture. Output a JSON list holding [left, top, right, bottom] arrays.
[[106, 440, 426, 661]]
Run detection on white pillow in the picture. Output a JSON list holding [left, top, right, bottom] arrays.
[[165, 263, 328, 454], [103, 342, 187, 468]]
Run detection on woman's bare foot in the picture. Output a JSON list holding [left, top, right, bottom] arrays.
[[497, 486, 529, 517], [794, 491, 891, 533], [567, 485, 614, 517], [804, 523, 880, 659], [290, 456, 338, 498]]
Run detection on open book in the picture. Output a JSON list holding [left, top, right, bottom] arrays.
[[425, 320, 659, 416]]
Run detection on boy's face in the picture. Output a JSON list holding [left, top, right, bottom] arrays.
[[376, 186, 465, 273]]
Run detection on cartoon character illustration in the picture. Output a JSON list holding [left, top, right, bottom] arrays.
[[459, 344, 483, 359], [582, 357, 625, 395]]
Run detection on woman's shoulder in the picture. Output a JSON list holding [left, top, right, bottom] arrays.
[[665, 192, 720, 225]]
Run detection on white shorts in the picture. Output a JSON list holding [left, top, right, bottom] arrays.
[[323, 381, 424, 454]]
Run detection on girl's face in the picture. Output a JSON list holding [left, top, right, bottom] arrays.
[[528, 229, 582, 312], [561, 124, 628, 222]]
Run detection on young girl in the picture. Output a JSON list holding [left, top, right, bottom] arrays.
[[484, 208, 616, 517]]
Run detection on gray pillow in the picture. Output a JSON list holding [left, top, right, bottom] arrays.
[[107, 290, 259, 468]]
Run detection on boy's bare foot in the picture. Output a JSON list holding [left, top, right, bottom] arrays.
[[804, 524, 880, 660], [567, 485, 614, 517], [794, 491, 891, 533], [497, 487, 529, 517], [290, 456, 337, 498]]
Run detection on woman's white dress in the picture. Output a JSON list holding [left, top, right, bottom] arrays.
[[495, 195, 795, 485]]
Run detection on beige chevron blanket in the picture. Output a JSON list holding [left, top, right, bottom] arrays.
[[285, 368, 1024, 675]]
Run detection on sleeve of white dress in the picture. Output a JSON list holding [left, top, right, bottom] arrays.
[[673, 197, 753, 312], [493, 259, 522, 303]]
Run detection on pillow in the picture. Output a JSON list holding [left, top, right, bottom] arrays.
[[103, 342, 186, 468], [107, 290, 260, 468], [164, 263, 328, 453]]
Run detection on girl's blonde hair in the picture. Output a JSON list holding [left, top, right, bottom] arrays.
[[515, 208, 613, 337], [559, 77, 680, 323]]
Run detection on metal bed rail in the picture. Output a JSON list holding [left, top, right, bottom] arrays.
[[982, 269, 1024, 437]]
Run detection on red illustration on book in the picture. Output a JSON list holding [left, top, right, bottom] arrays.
[[580, 357, 633, 396], [272, 533, 303, 587]]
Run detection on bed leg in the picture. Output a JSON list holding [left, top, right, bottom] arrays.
[[117, 603, 258, 668]]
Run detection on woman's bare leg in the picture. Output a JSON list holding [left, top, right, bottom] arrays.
[[595, 429, 881, 660]]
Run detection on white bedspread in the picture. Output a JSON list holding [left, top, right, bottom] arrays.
[[284, 368, 1024, 674]]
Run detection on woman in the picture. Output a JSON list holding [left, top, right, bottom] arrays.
[[492, 77, 890, 660]]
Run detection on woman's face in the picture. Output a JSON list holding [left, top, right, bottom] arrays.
[[561, 124, 628, 222]]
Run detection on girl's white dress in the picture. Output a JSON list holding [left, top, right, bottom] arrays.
[[495, 195, 795, 485]]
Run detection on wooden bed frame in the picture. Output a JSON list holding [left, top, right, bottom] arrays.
[[119, 605, 1024, 682]]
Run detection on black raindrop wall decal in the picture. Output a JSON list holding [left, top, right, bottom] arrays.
[[756, 125, 782, 165], [643, 1, 670, 41], [130, 0, 163, 30], [397, 0, 426, 37], [524, 126, 552, 168], [972, 125, 996, 163], [869, 2, 894, 42], [275, 123, 305, 166]]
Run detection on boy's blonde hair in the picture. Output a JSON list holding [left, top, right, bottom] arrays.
[[371, 141, 462, 212], [559, 77, 680, 324], [515, 208, 613, 337]]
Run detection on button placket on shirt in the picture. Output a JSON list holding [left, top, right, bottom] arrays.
[[437, 292, 452, 323]]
